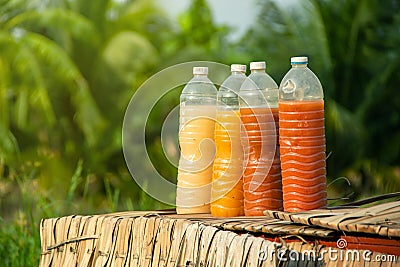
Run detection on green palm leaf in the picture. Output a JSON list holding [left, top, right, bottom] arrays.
[[5, 8, 100, 50], [22, 31, 106, 146], [244, 0, 333, 88]]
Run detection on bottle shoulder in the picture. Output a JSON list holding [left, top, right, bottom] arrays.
[[245, 72, 278, 91], [279, 67, 323, 100], [218, 74, 246, 94], [181, 76, 217, 96]]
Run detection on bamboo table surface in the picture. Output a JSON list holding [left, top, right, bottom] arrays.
[[39, 201, 400, 266]]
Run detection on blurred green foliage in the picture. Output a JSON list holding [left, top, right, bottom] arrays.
[[0, 0, 399, 265]]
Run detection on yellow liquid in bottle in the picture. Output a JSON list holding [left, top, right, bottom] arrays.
[[176, 105, 216, 214]]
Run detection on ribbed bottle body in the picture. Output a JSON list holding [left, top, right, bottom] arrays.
[[211, 67, 246, 217], [279, 57, 327, 212], [240, 65, 283, 216], [176, 71, 217, 214]]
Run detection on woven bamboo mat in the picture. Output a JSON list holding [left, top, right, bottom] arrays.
[[264, 201, 400, 238], [171, 215, 336, 237], [40, 207, 400, 266]]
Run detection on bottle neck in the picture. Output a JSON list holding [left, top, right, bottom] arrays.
[[291, 63, 308, 68], [250, 69, 265, 74], [194, 74, 208, 78], [231, 71, 244, 75]]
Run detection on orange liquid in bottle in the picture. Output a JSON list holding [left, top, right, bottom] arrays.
[[211, 110, 244, 217], [241, 107, 283, 216], [279, 100, 327, 212]]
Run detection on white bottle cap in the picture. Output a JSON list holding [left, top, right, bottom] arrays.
[[291, 56, 308, 64], [193, 67, 208, 75], [231, 64, 246, 73], [250, 61, 266, 70]]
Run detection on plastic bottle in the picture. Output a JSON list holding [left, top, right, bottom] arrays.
[[176, 67, 217, 214], [239, 61, 283, 216], [278, 56, 327, 212], [211, 64, 246, 217]]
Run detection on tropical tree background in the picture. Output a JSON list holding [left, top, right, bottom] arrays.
[[0, 0, 399, 265]]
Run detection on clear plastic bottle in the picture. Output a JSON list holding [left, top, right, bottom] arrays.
[[176, 67, 217, 214], [240, 61, 283, 216], [211, 64, 246, 217], [278, 56, 327, 212]]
